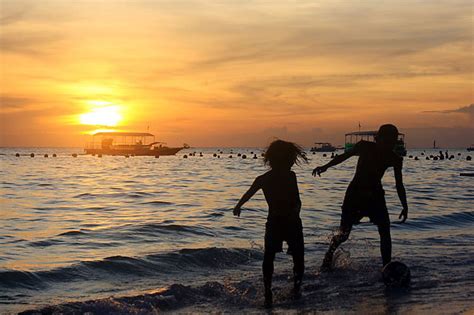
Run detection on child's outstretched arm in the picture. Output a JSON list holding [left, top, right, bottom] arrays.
[[312, 150, 356, 177], [233, 177, 262, 217], [394, 160, 408, 223]]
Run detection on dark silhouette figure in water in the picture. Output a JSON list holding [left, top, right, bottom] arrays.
[[233, 140, 308, 308], [313, 124, 408, 270]]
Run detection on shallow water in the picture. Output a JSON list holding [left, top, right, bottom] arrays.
[[0, 147, 473, 314]]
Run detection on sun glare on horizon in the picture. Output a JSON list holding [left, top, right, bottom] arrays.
[[79, 101, 123, 127]]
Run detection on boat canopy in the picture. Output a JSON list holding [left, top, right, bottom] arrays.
[[93, 132, 154, 137], [344, 130, 407, 156]]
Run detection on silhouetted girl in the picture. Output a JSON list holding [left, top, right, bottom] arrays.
[[233, 140, 308, 308]]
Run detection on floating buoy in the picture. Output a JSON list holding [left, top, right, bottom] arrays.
[[72, 153, 77, 158], [213, 153, 217, 157], [155, 155, 159, 158], [44, 154, 48, 158], [92, 154, 96, 156], [218, 155, 221, 158], [421, 152, 425, 156], [98, 154, 102, 158], [229, 155, 232, 158], [323, 154, 327, 157], [15, 153, 20, 157], [414, 156, 419, 160], [30, 153, 35, 158], [52, 154, 57, 157], [458, 153, 461, 156], [242, 154, 247, 159], [467, 156, 472, 161], [125, 155, 129, 158], [237, 153, 241, 157], [183, 154, 188, 158], [312, 152, 315, 155], [409, 155, 413, 158], [250, 151, 254, 154]]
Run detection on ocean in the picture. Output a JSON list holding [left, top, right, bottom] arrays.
[[0, 147, 473, 314]]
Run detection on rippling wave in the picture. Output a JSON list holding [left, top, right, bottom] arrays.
[[395, 211, 474, 230], [0, 248, 262, 290]]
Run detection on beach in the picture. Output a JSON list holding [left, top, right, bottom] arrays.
[[1, 147, 473, 314]]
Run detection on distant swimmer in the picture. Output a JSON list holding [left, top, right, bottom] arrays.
[[313, 124, 408, 270], [233, 140, 308, 308]]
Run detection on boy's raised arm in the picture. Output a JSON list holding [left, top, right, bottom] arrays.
[[233, 177, 262, 217], [312, 150, 356, 177], [394, 160, 408, 223]]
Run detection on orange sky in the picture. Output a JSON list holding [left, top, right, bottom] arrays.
[[1, 0, 472, 148]]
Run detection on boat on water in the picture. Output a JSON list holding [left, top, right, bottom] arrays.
[[84, 132, 188, 156], [345, 130, 407, 156], [310, 142, 337, 152]]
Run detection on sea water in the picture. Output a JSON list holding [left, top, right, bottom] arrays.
[[0, 148, 473, 313]]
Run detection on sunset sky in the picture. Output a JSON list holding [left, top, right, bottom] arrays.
[[1, 0, 472, 148]]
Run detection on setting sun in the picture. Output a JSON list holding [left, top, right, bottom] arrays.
[[79, 102, 123, 127]]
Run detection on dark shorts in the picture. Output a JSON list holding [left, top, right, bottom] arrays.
[[341, 184, 390, 227], [264, 216, 304, 255]]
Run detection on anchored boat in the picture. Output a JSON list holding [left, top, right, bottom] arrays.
[[344, 130, 407, 156], [84, 132, 187, 156], [310, 142, 337, 152]]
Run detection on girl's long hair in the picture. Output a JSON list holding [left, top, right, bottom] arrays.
[[264, 139, 308, 169]]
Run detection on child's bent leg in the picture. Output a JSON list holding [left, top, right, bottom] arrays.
[[292, 249, 304, 281], [291, 229, 305, 286], [321, 224, 352, 270], [377, 223, 391, 266], [292, 248, 304, 294], [262, 250, 275, 289], [262, 250, 275, 307]]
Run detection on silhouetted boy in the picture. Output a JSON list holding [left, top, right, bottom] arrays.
[[233, 140, 308, 308], [313, 124, 408, 271]]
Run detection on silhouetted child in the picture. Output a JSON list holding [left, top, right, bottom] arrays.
[[233, 140, 308, 308], [313, 124, 408, 271]]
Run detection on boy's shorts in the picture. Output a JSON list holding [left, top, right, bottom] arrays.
[[341, 184, 390, 227], [264, 216, 304, 255]]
